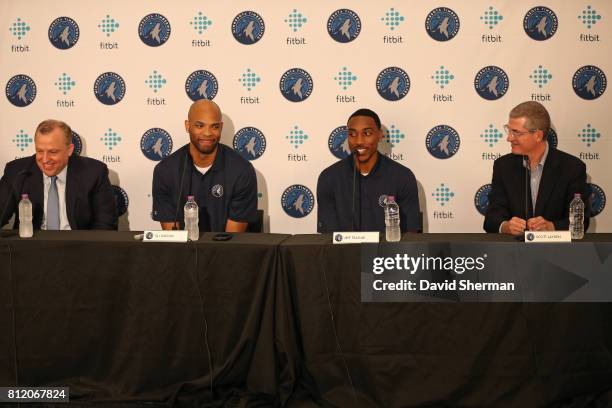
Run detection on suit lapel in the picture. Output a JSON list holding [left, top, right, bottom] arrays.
[[28, 164, 44, 228], [65, 157, 78, 228], [510, 155, 531, 219], [534, 148, 560, 216]]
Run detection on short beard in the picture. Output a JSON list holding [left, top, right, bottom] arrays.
[[191, 139, 219, 155]]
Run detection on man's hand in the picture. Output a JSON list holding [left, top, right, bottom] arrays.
[[527, 216, 554, 232], [501, 217, 527, 236]]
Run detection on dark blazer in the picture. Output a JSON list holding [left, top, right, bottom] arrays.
[[0, 155, 118, 230], [484, 147, 590, 233]]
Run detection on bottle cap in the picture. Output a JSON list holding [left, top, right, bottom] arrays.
[[574, 193, 581, 197], [21, 193, 29, 199], [387, 195, 396, 202], [187, 195, 195, 200]]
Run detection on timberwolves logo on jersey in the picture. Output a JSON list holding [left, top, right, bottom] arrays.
[[48, 17, 79, 49], [138, 14, 171, 47], [211, 184, 224, 198], [475, 66, 509, 100], [327, 9, 361, 43], [425, 7, 460, 41], [71, 131, 83, 156], [5, 74, 36, 107], [573, 66, 606, 100], [426, 125, 460, 159], [280, 68, 313, 102], [474, 184, 492, 216], [281, 185, 314, 218], [112, 185, 129, 217], [232, 11, 265, 45], [141, 128, 173, 161], [94, 72, 125, 105], [233, 127, 266, 161], [328, 126, 350, 159], [546, 128, 558, 149], [185, 70, 218, 101], [378, 195, 389, 208], [523, 7, 558, 41], [588, 184, 606, 217], [376, 67, 410, 101]]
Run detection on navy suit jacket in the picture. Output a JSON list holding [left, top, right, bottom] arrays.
[[0, 155, 118, 230], [484, 147, 590, 233]]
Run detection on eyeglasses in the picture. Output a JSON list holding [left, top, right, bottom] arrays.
[[503, 125, 537, 138]]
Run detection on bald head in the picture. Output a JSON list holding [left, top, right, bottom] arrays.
[[188, 99, 222, 122], [185, 99, 224, 157]]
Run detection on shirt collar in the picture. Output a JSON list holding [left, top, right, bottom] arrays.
[[349, 151, 383, 177], [523, 142, 549, 169], [187, 143, 225, 174], [43, 165, 68, 183]]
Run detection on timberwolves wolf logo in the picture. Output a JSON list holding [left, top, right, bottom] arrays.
[[546, 128, 558, 149], [378, 195, 389, 208], [138, 14, 171, 47], [328, 126, 350, 159], [426, 125, 460, 159], [211, 184, 224, 198], [588, 184, 606, 217], [141, 128, 173, 161], [48, 17, 79, 49], [280, 68, 313, 102], [524, 7, 558, 41], [376, 67, 410, 101], [327, 9, 361, 43], [112, 185, 129, 217], [94, 72, 126, 105], [426, 7, 460, 41], [281, 185, 314, 218], [232, 11, 265, 45], [474, 184, 492, 215], [5, 74, 36, 107], [573, 66, 606, 100], [475, 66, 509, 100], [233, 127, 266, 161], [185, 70, 218, 101], [71, 131, 83, 156]]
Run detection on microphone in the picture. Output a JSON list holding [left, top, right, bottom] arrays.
[[515, 155, 530, 242], [351, 149, 359, 231], [172, 150, 189, 231], [524, 155, 530, 222], [0, 169, 32, 236]]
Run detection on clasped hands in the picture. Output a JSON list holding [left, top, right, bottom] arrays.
[[501, 216, 554, 236]]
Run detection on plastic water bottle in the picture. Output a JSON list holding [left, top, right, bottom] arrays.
[[384, 195, 401, 242], [184, 195, 199, 241], [18, 194, 33, 238], [569, 193, 584, 240]]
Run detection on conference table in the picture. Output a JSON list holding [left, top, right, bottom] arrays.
[[1, 232, 611, 407]]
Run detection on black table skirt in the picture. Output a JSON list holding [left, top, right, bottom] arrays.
[[1, 232, 612, 407]]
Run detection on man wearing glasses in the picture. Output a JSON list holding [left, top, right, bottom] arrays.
[[484, 101, 590, 236]]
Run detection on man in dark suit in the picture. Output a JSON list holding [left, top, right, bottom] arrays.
[[0, 119, 117, 230], [484, 101, 589, 236]]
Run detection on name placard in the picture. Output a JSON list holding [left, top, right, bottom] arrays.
[[333, 231, 380, 244], [142, 230, 189, 242], [525, 231, 572, 243]]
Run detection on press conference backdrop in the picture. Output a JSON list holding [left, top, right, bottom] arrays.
[[1, 1, 609, 233]]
